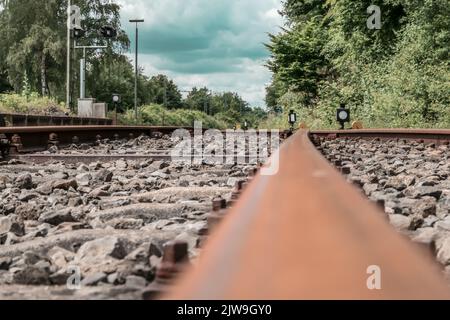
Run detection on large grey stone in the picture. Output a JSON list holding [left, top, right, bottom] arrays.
[[76, 236, 127, 261], [436, 236, 450, 266], [12, 266, 50, 285], [15, 174, 33, 190], [81, 272, 107, 286], [76, 173, 92, 187], [53, 179, 78, 191], [39, 209, 76, 226], [388, 214, 411, 231]]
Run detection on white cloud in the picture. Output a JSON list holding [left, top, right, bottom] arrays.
[[118, 0, 284, 107]]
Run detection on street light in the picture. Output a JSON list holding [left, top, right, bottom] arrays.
[[129, 19, 145, 122], [66, 0, 73, 111]]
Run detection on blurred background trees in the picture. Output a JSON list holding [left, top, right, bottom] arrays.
[[0, 0, 266, 128], [263, 0, 449, 129], [3, 0, 447, 128]]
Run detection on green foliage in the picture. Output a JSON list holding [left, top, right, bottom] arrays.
[[144, 75, 183, 109], [0, 93, 69, 115], [0, 0, 129, 103], [185, 87, 212, 113], [184, 88, 260, 126], [21, 71, 32, 98], [87, 54, 136, 111], [118, 104, 228, 129], [0, 1, 268, 128], [266, 18, 329, 104], [266, 0, 450, 129]]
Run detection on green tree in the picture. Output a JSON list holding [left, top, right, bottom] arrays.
[[185, 87, 212, 113], [87, 53, 137, 112], [266, 17, 330, 105], [280, 0, 327, 23], [265, 0, 449, 128], [0, 0, 129, 103], [145, 74, 182, 109], [0, 69, 12, 93]]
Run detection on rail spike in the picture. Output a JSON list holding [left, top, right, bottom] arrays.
[[207, 196, 228, 231], [10, 134, 23, 154], [0, 133, 10, 158], [47, 133, 59, 149], [142, 241, 190, 300]]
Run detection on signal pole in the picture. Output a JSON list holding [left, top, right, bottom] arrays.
[[66, 0, 71, 111], [129, 19, 144, 122]]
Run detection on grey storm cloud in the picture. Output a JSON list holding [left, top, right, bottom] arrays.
[[118, 0, 283, 106]]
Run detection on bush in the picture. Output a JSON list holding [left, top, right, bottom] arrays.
[[116, 104, 228, 129], [0, 93, 69, 115]]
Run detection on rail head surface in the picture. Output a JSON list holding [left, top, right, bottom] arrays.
[[0, 125, 196, 152], [311, 129, 450, 143], [165, 130, 450, 300], [0, 125, 191, 134]]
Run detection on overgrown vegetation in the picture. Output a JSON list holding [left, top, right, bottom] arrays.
[[114, 104, 228, 129], [0, 93, 68, 115], [0, 0, 267, 128], [265, 0, 450, 129], [5, 1, 444, 129]]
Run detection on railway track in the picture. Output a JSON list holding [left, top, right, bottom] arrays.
[[0, 125, 449, 300], [0, 126, 262, 299], [0, 125, 193, 153], [166, 129, 450, 300]]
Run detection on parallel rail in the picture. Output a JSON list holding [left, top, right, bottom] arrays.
[[0, 113, 112, 127], [1, 124, 449, 298], [0, 125, 288, 154], [311, 129, 450, 144], [166, 129, 450, 300], [0, 125, 192, 152]]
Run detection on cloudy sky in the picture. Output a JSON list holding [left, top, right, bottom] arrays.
[[117, 0, 284, 107]]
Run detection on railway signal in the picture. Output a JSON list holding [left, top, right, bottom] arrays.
[[112, 94, 121, 124], [99, 25, 117, 38], [112, 93, 121, 104], [73, 27, 85, 39], [337, 104, 350, 130], [288, 110, 297, 131]]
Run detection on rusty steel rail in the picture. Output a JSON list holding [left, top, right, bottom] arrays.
[[311, 129, 450, 144], [0, 113, 112, 127], [0, 126, 291, 154], [165, 129, 450, 300], [0, 125, 193, 152]]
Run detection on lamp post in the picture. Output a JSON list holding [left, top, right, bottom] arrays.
[[129, 19, 145, 122], [66, 0, 71, 111]]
